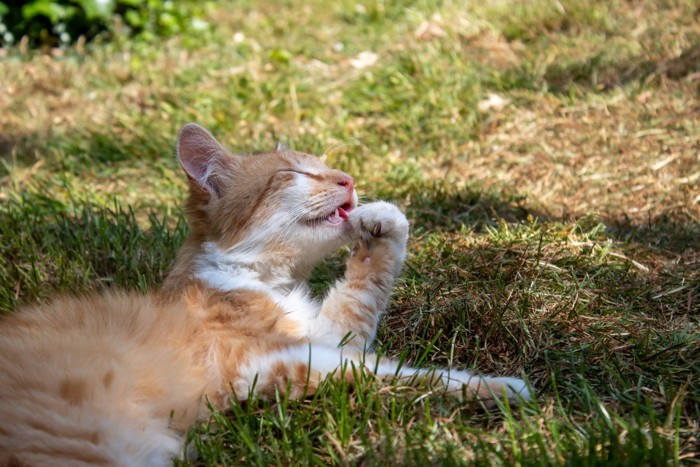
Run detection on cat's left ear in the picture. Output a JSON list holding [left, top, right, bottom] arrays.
[[177, 123, 234, 198]]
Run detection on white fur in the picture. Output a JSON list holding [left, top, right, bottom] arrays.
[[232, 344, 530, 405], [193, 201, 412, 345], [195, 242, 266, 292], [349, 201, 409, 263], [270, 286, 320, 332], [195, 242, 322, 323], [193, 169, 357, 331], [234, 344, 345, 392], [486, 377, 531, 399]]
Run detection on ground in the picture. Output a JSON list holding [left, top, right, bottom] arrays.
[[0, 0, 698, 464]]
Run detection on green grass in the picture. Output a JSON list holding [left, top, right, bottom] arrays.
[[1, 0, 698, 464]]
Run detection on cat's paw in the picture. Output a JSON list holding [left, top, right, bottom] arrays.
[[487, 377, 532, 404], [446, 373, 533, 409], [349, 202, 409, 244]]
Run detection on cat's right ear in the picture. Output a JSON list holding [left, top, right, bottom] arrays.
[[177, 123, 233, 198]]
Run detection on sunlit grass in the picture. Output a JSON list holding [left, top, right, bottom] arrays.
[[1, 0, 698, 464]]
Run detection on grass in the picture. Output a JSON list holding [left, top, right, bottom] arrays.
[[1, 0, 698, 464]]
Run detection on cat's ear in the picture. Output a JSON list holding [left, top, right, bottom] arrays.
[[177, 123, 233, 198]]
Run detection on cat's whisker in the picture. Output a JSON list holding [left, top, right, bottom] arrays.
[[323, 138, 361, 158]]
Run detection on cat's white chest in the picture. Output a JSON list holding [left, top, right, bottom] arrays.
[[195, 241, 321, 328], [269, 287, 320, 329]]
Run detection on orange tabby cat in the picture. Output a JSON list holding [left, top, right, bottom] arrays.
[[0, 124, 530, 466]]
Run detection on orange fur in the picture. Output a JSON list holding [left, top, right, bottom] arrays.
[[0, 124, 530, 466]]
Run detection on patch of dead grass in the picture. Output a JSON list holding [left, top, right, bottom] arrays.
[[425, 81, 699, 241]]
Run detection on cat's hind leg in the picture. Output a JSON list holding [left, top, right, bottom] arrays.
[[310, 202, 409, 348], [230, 343, 530, 407]]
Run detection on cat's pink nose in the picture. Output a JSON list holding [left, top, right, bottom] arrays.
[[337, 174, 355, 192]]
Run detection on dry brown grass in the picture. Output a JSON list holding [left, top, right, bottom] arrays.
[[441, 81, 699, 225], [0, 0, 698, 463]]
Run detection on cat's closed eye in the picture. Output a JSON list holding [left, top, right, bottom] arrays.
[[279, 169, 321, 179]]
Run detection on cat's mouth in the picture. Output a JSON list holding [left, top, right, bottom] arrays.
[[312, 202, 355, 226]]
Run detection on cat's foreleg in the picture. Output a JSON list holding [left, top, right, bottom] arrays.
[[311, 202, 409, 348]]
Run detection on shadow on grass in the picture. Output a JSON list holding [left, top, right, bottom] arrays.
[[395, 184, 535, 233], [0, 124, 175, 179], [603, 213, 700, 257], [381, 184, 698, 422], [0, 130, 46, 176], [543, 43, 700, 93], [402, 183, 700, 255]]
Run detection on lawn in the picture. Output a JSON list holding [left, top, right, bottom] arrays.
[[1, 0, 698, 464]]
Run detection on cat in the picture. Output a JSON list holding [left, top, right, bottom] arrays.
[[0, 123, 531, 466]]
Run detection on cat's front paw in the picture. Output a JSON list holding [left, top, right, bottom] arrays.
[[350, 201, 409, 244]]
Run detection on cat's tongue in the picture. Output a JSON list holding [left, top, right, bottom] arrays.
[[327, 207, 349, 225]]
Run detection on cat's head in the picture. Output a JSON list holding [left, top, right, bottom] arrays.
[[176, 123, 358, 271]]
